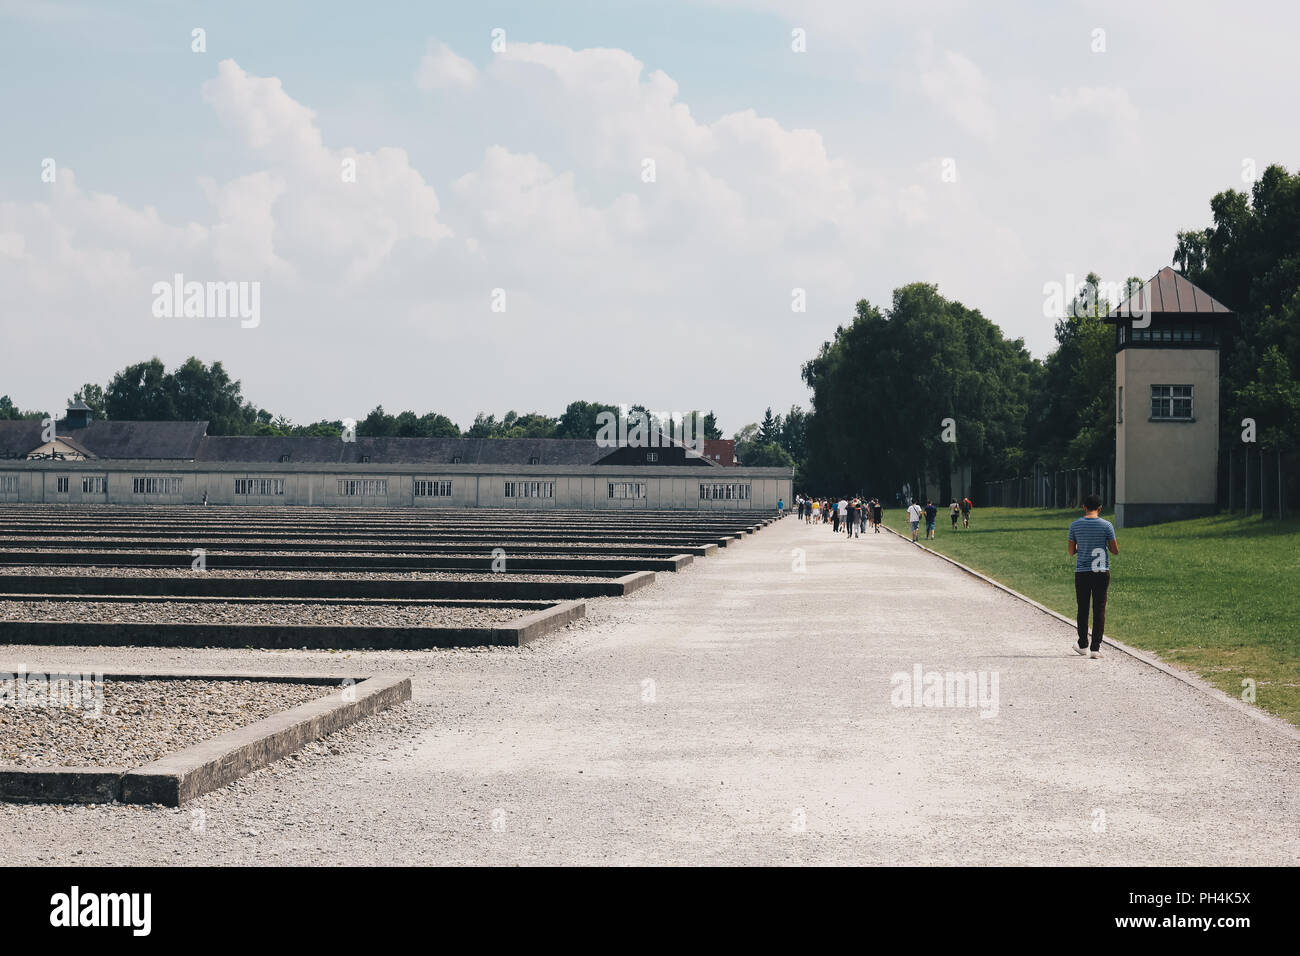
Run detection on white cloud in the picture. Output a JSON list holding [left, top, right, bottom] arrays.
[[199, 59, 451, 283], [1049, 86, 1141, 151], [918, 46, 997, 143], [416, 39, 478, 91]]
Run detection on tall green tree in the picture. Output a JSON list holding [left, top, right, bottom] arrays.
[[801, 284, 1034, 496], [0, 396, 46, 420], [758, 407, 782, 444], [1174, 163, 1300, 450], [779, 405, 808, 462], [555, 400, 619, 440]]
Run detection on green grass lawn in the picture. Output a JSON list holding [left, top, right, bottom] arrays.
[[887, 506, 1300, 726]]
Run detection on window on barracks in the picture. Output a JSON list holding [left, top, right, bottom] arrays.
[[336, 478, 388, 496], [132, 477, 182, 495], [414, 480, 452, 497], [56, 476, 69, 493], [1150, 384, 1193, 421], [82, 477, 106, 494], [234, 478, 285, 496], [504, 481, 554, 499], [699, 483, 751, 500], [608, 482, 646, 499]]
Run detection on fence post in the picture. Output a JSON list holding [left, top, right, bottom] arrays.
[[1228, 446, 1234, 514], [1277, 449, 1283, 520], [1261, 445, 1266, 520], [1279, 449, 1285, 519], [1245, 447, 1251, 516]]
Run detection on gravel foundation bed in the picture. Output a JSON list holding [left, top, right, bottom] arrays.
[[0, 537, 693, 550], [0, 547, 635, 559], [0, 600, 540, 627], [0, 565, 608, 583], [0, 678, 332, 768]]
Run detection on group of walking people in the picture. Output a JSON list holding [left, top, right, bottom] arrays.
[[793, 494, 884, 537], [905, 496, 974, 541]]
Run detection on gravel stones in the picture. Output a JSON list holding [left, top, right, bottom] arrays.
[[0, 565, 607, 583], [0, 600, 538, 627], [0, 677, 333, 768]]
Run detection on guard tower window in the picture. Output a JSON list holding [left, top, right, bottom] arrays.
[[1151, 384, 1193, 421]]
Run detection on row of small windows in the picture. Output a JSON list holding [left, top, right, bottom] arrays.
[[700, 483, 752, 500], [337, 479, 388, 497], [608, 482, 646, 499], [133, 477, 183, 495], [414, 480, 452, 497], [0, 476, 17, 493], [505, 481, 554, 499], [1119, 326, 1207, 345], [235, 478, 285, 496]]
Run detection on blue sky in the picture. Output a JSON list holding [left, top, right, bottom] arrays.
[[2, 0, 1297, 432]]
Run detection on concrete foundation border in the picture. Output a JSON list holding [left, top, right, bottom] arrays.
[[0, 671, 413, 805], [0, 598, 588, 649]]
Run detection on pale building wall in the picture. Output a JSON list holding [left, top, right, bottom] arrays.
[[1, 462, 790, 511], [1116, 346, 1219, 526]]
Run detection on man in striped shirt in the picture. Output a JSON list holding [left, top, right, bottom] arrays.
[[1067, 493, 1118, 659]]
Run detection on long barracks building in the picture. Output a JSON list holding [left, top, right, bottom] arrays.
[[0, 406, 792, 510]]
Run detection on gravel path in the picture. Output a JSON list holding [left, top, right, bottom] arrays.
[[0, 517, 1294, 865], [0, 600, 536, 627], [0, 566, 608, 583], [0, 678, 331, 767]]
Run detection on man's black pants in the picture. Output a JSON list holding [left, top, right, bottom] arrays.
[[1074, 571, 1110, 651]]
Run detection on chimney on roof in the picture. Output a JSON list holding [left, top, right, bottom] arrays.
[[64, 400, 94, 429]]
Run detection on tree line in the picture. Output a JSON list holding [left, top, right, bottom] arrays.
[[794, 163, 1300, 498], [3, 357, 745, 447]]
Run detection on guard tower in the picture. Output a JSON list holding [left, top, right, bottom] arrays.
[[1107, 267, 1235, 528]]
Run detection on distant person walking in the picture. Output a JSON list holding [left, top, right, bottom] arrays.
[[1068, 493, 1118, 660], [778, 497, 784, 516], [960, 496, 972, 529], [950, 499, 960, 530], [923, 499, 937, 540], [872, 499, 883, 533], [907, 500, 923, 542]]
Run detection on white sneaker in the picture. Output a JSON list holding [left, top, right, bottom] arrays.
[[1072, 643, 1087, 656], [1089, 650, 1102, 659]]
